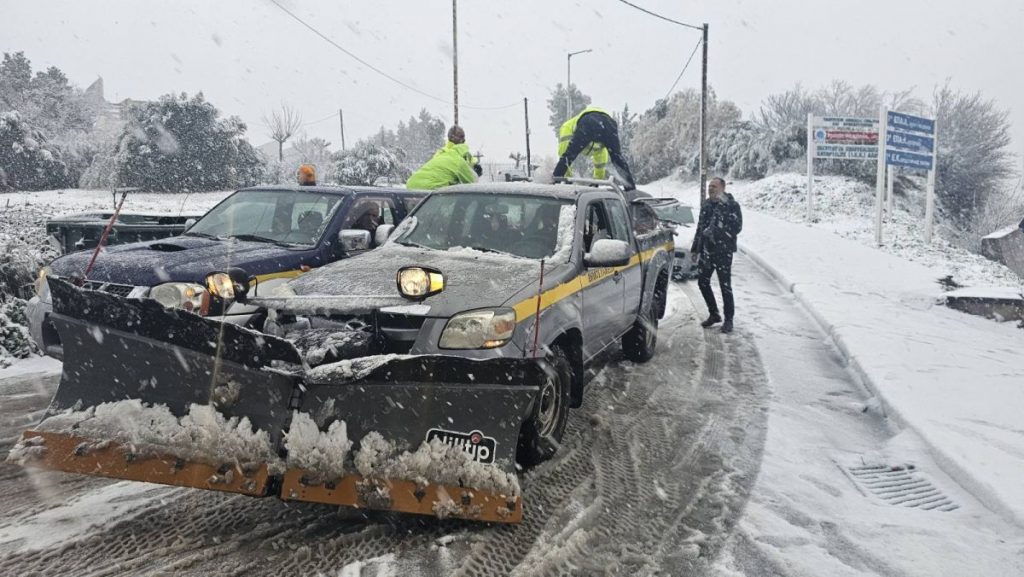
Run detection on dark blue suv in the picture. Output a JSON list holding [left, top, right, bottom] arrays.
[[28, 183, 424, 358]]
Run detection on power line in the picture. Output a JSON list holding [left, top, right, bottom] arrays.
[[300, 111, 338, 127], [663, 37, 703, 102], [614, 0, 704, 31], [267, 0, 518, 112]]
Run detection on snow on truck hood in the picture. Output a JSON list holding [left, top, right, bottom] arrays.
[[286, 243, 547, 318], [47, 236, 308, 286]]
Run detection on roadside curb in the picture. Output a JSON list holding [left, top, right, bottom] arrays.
[[738, 240, 1024, 528]]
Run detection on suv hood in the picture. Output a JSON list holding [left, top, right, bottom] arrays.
[[48, 236, 309, 286], [287, 243, 548, 318]]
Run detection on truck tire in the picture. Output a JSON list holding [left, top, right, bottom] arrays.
[[517, 346, 572, 468], [623, 307, 659, 363]]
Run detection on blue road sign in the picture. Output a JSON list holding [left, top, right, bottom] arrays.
[[886, 149, 934, 170], [886, 131, 934, 154], [887, 111, 934, 135]]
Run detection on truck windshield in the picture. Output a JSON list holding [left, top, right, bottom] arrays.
[[187, 190, 343, 246], [396, 193, 573, 260], [653, 204, 695, 225]]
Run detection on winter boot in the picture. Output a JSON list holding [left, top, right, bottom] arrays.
[[701, 313, 722, 328], [720, 319, 734, 334]]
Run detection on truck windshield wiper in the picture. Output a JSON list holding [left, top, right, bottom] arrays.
[[397, 240, 430, 249], [230, 234, 299, 248], [467, 245, 514, 256]]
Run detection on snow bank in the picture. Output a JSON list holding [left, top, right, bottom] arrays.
[[283, 411, 352, 480], [9, 399, 285, 473]]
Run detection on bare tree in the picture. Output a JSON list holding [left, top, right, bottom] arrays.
[[263, 103, 302, 161]]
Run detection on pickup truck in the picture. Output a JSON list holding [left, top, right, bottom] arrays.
[[260, 180, 675, 465], [27, 181, 425, 358]]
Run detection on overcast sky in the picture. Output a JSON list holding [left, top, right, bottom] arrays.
[[3, 0, 1022, 171]]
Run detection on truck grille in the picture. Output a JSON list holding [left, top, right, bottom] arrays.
[[82, 281, 137, 297]]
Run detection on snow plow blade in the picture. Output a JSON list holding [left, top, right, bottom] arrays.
[[14, 279, 541, 523]]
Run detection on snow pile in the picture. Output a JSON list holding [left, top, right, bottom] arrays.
[[733, 173, 1023, 289], [283, 411, 352, 480], [11, 399, 284, 472], [354, 432, 520, 497], [306, 354, 412, 384]]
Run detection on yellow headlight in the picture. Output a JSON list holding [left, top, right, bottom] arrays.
[[396, 267, 444, 299], [205, 272, 235, 299]]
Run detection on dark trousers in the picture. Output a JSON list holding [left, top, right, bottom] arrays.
[[697, 251, 734, 320], [553, 112, 637, 190]]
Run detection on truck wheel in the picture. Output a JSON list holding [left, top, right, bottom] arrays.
[[517, 346, 572, 468], [623, 309, 658, 363]]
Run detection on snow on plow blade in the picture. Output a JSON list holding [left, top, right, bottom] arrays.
[[13, 279, 540, 523]]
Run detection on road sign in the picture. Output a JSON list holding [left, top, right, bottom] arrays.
[[886, 131, 934, 154], [810, 116, 879, 160], [887, 111, 934, 135], [885, 149, 933, 170]]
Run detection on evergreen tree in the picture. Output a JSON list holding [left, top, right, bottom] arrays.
[[546, 83, 592, 135]]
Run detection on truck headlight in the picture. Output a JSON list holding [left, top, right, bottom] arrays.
[[150, 282, 208, 314], [34, 266, 52, 299], [397, 266, 444, 299], [439, 308, 516, 349], [205, 272, 235, 299]]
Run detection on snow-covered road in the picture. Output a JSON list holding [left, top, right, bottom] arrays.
[[1, 254, 1021, 576]]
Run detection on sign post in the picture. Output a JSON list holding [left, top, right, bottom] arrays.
[[874, 107, 888, 245], [882, 110, 938, 243], [807, 115, 879, 223]]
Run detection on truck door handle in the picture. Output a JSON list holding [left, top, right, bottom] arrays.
[[612, 270, 623, 282]]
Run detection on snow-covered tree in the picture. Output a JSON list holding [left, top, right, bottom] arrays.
[[263, 103, 302, 162], [333, 142, 406, 186], [0, 52, 93, 140], [0, 111, 71, 190], [546, 83, 592, 135], [932, 84, 1016, 236], [114, 92, 264, 192], [394, 109, 446, 166]]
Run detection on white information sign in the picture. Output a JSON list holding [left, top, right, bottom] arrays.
[[810, 116, 879, 160]]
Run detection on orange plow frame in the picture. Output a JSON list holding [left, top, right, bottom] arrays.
[[17, 431, 522, 524]]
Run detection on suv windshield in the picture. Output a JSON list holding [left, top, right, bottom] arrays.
[[187, 189, 343, 246], [396, 193, 572, 259]]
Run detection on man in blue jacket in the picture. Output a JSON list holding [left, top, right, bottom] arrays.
[[691, 177, 743, 333]]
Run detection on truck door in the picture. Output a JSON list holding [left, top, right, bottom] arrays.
[[604, 198, 642, 334], [581, 199, 625, 360]]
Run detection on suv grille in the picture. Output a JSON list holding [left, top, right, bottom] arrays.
[[82, 281, 136, 297]]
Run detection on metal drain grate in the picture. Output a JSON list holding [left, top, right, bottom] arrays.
[[841, 463, 959, 512]]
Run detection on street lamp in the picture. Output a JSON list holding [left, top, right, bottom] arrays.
[[566, 49, 592, 120]]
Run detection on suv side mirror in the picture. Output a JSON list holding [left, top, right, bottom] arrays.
[[340, 229, 372, 252], [584, 239, 631, 267]]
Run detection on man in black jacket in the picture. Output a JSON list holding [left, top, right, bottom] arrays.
[[691, 177, 743, 333]]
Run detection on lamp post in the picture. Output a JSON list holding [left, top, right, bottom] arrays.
[[566, 49, 592, 120]]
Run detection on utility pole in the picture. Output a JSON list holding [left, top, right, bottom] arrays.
[[566, 49, 592, 121], [338, 109, 346, 151], [524, 97, 532, 177], [699, 23, 709, 201], [452, 0, 459, 126]]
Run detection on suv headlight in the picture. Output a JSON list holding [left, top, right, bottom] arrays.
[[150, 282, 208, 314], [439, 308, 516, 349], [34, 266, 52, 299]]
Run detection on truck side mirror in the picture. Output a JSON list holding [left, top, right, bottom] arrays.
[[374, 224, 395, 246], [339, 229, 371, 252], [584, 239, 631, 268]]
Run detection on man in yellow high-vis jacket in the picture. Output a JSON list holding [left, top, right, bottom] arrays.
[[553, 106, 636, 190], [406, 126, 480, 190]]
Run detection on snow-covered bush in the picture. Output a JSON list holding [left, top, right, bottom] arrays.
[[0, 111, 72, 191], [113, 92, 264, 192], [332, 143, 407, 186], [0, 297, 33, 367]]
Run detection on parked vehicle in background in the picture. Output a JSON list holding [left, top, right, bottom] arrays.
[[653, 201, 698, 280], [45, 211, 202, 255]]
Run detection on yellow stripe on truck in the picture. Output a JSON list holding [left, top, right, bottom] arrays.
[[513, 241, 673, 322], [253, 269, 306, 283]]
